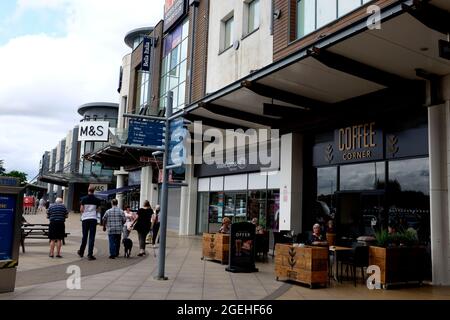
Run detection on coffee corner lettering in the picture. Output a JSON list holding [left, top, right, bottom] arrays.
[[338, 122, 377, 161]]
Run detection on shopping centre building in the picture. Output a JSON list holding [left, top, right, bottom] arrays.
[[36, 0, 450, 285]]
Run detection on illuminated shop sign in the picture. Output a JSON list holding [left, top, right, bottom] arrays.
[[164, 0, 187, 33]]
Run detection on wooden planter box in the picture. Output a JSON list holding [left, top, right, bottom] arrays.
[[275, 244, 328, 288], [369, 246, 426, 288], [202, 233, 230, 264]]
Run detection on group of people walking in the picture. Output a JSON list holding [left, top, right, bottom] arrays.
[[45, 185, 160, 260]]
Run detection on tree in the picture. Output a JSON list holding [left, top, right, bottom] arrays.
[[0, 160, 5, 175], [4, 170, 28, 185]]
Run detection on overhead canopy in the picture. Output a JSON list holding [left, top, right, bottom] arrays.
[[182, 0, 450, 133], [83, 144, 162, 171], [95, 185, 140, 199], [38, 172, 113, 187]]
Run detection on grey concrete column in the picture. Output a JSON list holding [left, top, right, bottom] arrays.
[[279, 133, 303, 234], [64, 183, 75, 211], [56, 186, 63, 198], [48, 184, 55, 203], [114, 167, 128, 209], [179, 164, 198, 236]]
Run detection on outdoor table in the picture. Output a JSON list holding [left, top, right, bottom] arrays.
[[329, 245, 353, 282]]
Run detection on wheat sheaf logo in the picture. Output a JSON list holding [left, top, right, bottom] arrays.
[[325, 144, 334, 163], [388, 135, 399, 157], [288, 246, 297, 269]]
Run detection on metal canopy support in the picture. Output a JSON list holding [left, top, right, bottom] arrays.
[[241, 80, 329, 110], [263, 103, 311, 117], [402, 0, 450, 35], [184, 113, 252, 131], [308, 47, 410, 88], [202, 103, 280, 127]]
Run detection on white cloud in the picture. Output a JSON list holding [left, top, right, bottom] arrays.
[[0, 0, 164, 179]]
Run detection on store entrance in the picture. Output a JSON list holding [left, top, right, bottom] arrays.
[[335, 190, 385, 241]]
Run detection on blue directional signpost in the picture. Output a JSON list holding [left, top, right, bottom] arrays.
[[128, 119, 165, 147], [123, 91, 185, 280]]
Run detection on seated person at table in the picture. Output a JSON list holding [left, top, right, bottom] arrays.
[[309, 223, 328, 246], [251, 217, 264, 234], [219, 217, 231, 234]]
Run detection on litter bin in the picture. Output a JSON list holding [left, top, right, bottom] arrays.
[[0, 177, 24, 293]]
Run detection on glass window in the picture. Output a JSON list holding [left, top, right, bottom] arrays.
[[297, 0, 315, 38], [267, 189, 280, 231], [159, 19, 189, 113], [387, 158, 430, 244], [340, 162, 385, 191], [182, 19, 190, 40], [247, 0, 260, 34], [209, 192, 224, 223], [316, 0, 337, 28], [317, 166, 337, 197], [297, 0, 367, 40], [338, 0, 361, 17], [224, 16, 234, 49], [248, 190, 267, 228], [178, 81, 186, 108]]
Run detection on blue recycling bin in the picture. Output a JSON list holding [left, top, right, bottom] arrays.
[[0, 177, 24, 293]]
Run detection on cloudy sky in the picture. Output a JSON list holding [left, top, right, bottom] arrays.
[[0, 0, 164, 181]]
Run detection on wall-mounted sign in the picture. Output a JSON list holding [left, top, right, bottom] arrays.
[[141, 37, 151, 72], [164, 0, 187, 33], [78, 121, 110, 142], [335, 122, 383, 163], [313, 121, 429, 167], [313, 122, 383, 166], [0, 177, 19, 187]]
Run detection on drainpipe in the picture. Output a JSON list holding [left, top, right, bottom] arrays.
[[188, 0, 200, 104]]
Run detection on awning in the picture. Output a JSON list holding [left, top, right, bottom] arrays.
[[83, 144, 162, 171], [179, 0, 450, 133], [95, 185, 140, 199]]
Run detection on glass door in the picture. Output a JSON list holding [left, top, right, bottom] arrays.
[[223, 192, 247, 223]]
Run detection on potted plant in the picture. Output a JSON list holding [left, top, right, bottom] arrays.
[[369, 228, 426, 289]]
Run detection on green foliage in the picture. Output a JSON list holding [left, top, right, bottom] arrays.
[[374, 227, 418, 247], [3, 170, 28, 185], [0, 160, 5, 175], [375, 228, 390, 247]]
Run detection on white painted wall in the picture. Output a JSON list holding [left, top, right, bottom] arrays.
[[206, 0, 273, 94]]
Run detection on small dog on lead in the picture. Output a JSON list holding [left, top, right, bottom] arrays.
[[122, 238, 133, 258]]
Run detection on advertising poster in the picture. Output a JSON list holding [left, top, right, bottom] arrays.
[[0, 195, 16, 260], [226, 222, 258, 273]]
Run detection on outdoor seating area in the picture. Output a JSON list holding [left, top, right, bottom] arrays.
[[20, 223, 70, 253]]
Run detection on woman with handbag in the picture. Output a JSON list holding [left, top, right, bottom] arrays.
[[123, 205, 137, 239], [133, 200, 153, 256]]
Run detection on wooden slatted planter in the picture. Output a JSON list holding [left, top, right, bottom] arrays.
[[275, 244, 328, 288], [202, 233, 230, 264]]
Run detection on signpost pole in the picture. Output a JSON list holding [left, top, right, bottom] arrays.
[[155, 91, 173, 280]]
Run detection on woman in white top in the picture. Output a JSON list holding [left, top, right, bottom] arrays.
[[123, 205, 137, 239]]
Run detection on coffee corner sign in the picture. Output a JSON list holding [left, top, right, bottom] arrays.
[[337, 122, 380, 162], [314, 122, 383, 166], [78, 121, 110, 142]]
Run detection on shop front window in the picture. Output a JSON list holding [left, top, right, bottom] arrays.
[[387, 158, 430, 244], [248, 190, 267, 228], [209, 192, 224, 224], [267, 189, 280, 232], [340, 162, 385, 191], [315, 166, 337, 226], [197, 192, 209, 234]]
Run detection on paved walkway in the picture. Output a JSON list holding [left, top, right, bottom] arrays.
[[1, 211, 449, 300]]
